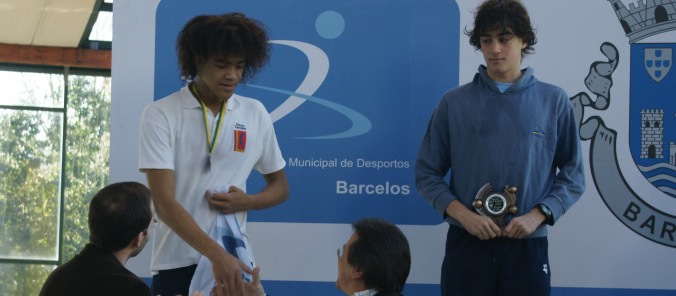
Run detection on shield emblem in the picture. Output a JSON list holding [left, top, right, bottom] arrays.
[[630, 43, 676, 198], [644, 48, 672, 83]]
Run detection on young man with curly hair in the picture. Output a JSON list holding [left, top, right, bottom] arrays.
[[139, 13, 288, 296]]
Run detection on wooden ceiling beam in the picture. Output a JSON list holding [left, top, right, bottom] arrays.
[[0, 43, 110, 70]]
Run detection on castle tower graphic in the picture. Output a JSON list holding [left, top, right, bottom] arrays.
[[641, 109, 664, 159], [608, 0, 676, 43]]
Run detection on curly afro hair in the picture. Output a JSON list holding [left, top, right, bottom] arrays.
[[176, 13, 270, 82]]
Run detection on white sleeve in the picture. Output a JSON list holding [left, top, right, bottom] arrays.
[[138, 104, 175, 170]]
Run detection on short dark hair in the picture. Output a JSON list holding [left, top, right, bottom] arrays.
[[176, 12, 270, 82], [465, 0, 537, 56], [347, 218, 411, 293], [88, 182, 152, 252]]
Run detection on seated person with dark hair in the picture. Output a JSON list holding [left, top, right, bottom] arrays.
[[336, 218, 411, 296], [40, 181, 155, 296], [240, 217, 411, 296]]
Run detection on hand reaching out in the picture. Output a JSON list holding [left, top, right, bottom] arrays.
[[244, 266, 266, 296], [208, 247, 253, 296]]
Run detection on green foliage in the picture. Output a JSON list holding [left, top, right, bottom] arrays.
[[61, 75, 111, 262], [0, 110, 60, 258], [0, 264, 54, 295], [0, 73, 111, 295]]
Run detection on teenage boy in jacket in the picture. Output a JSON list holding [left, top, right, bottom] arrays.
[[415, 1, 585, 295]]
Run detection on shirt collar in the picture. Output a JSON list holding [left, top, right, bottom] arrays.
[[179, 85, 239, 112], [353, 289, 379, 296]]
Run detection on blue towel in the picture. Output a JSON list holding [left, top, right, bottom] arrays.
[[188, 208, 254, 295]]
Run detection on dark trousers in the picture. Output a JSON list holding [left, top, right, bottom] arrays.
[[151, 264, 197, 296], [441, 225, 551, 296]]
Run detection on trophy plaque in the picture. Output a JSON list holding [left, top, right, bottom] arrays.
[[472, 183, 517, 227]]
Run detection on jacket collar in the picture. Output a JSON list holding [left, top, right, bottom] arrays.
[[475, 65, 536, 94]]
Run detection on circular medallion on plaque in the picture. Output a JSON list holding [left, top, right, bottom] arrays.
[[472, 183, 517, 227]]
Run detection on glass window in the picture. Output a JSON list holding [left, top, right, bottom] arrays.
[[0, 67, 111, 295], [0, 263, 54, 295], [0, 71, 64, 108], [0, 109, 63, 261], [61, 74, 111, 262], [89, 11, 113, 42]]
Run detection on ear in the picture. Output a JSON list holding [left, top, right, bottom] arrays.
[[129, 231, 145, 249], [350, 266, 364, 280]]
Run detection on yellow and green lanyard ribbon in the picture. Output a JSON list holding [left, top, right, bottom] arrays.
[[191, 83, 226, 172]]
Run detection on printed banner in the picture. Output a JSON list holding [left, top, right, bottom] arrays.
[[154, 0, 460, 225]]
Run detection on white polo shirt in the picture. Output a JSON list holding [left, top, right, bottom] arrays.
[[139, 86, 286, 271]]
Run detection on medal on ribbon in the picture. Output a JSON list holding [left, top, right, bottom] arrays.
[[191, 83, 226, 173]]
